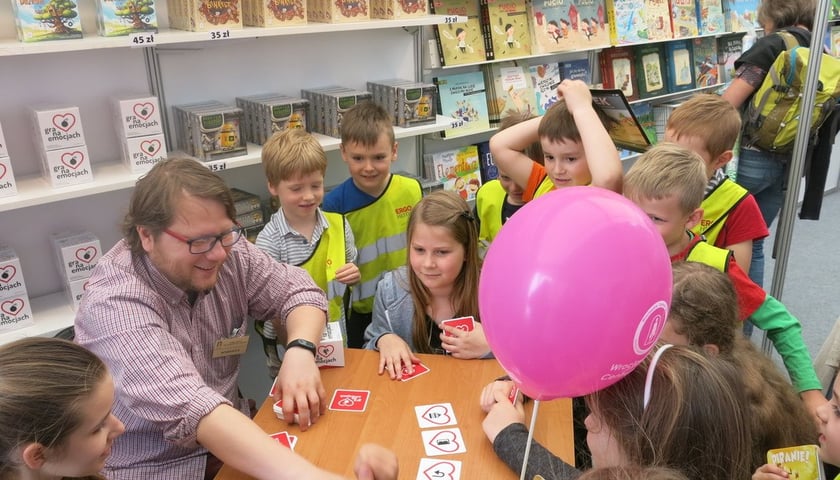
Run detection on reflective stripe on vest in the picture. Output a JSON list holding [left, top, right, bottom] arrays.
[[345, 174, 422, 313], [533, 175, 555, 200], [684, 239, 731, 272], [299, 212, 347, 335], [476, 180, 506, 244], [693, 179, 750, 245]]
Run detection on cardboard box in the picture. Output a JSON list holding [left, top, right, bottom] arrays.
[[244, 0, 307, 26], [95, 0, 159, 36], [0, 293, 34, 332], [371, 0, 427, 19], [315, 321, 345, 368], [0, 156, 17, 198], [65, 277, 90, 311], [0, 245, 27, 298], [115, 96, 164, 138], [0, 122, 8, 158], [51, 231, 102, 282], [32, 106, 86, 152], [40, 145, 94, 188], [121, 134, 167, 173], [11, 0, 83, 42]]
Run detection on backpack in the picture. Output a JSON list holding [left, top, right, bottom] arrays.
[[742, 31, 840, 153]]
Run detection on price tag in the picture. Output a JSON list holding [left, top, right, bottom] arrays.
[[449, 119, 464, 129], [207, 161, 228, 172], [128, 32, 156, 47], [209, 29, 232, 40], [443, 15, 459, 23]]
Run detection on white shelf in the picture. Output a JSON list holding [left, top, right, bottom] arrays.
[[0, 292, 74, 346], [0, 16, 466, 57], [0, 115, 453, 212], [628, 83, 725, 105]]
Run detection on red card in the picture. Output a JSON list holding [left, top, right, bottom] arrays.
[[508, 386, 520, 404], [441, 316, 475, 337], [400, 362, 430, 381], [329, 389, 371, 412], [269, 431, 293, 450]]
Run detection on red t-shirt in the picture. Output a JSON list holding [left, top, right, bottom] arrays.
[[712, 193, 769, 248]]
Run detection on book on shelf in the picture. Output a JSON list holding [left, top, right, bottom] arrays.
[[642, 0, 673, 40], [664, 39, 695, 93], [692, 36, 719, 87], [606, 0, 646, 44], [695, 0, 725, 34], [423, 145, 483, 202], [634, 43, 667, 99], [559, 57, 592, 85], [480, 0, 533, 60], [765, 445, 825, 480], [722, 0, 758, 32], [669, 0, 698, 38], [434, 71, 491, 138], [590, 89, 652, 152], [833, 0, 840, 20], [716, 34, 744, 85], [529, 0, 611, 53], [476, 140, 499, 182], [830, 24, 840, 57], [429, 0, 488, 66], [483, 61, 538, 126], [530, 62, 562, 115], [600, 46, 638, 101], [631, 102, 657, 144]]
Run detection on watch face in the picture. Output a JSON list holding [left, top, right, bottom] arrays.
[[288, 339, 316, 352]]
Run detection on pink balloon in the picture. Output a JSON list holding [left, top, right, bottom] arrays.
[[479, 187, 672, 400]]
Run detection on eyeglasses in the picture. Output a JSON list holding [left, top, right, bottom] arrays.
[[163, 226, 243, 254]]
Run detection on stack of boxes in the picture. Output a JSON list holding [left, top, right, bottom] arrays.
[[235, 94, 310, 145], [231, 188, 266, 242], [10, 0, 83, 42], [367, 79, 438, 128], [51, 232, 102, 311], [114, 96, 168, 174], [95, 0, 159, 36], [0, 245, 34, 333], [308, 0, 370, 23], [31, 106, 94, 188], [0, 124, 18, 198], [243, 0, 307, 26], [169, 0, 244, 31], [173, 102, 248, 161], [300, 87, 372, 138]]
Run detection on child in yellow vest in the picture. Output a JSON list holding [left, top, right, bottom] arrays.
[[255, 129, 359, 377], [322, 102, 422, 348]]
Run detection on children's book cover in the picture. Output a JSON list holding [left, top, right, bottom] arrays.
[[606, 0, 646, 44], [431, 0, 487, 66], [559, 57, 592, 84], [529, 0, 609, 53], [642, 0, 672, 41], [695, 0, 724, 34], [630, 101, 657, 144], [669, 0, 697, 38], [600, 46, 638, 100], [590, 89, 652, 152], [434, 71, 491, 138], [716, 34, 743, 85], [722, 0, 758, 32], [425, 145, 483, 201], [476, 140, 499, 182], [634, 43, 666, 99], [664, 39, 695, 92], [11, 0, 84, 42], [529, 62, 562, 115], [481, 0, 533, 60], [765, 445, 825, 480], [484, 62, 538, 125], [96, 0, 158, 36], [692, 36, 719, 86]]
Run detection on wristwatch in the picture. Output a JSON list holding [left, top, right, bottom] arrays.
[[285, 339, 317, 356]]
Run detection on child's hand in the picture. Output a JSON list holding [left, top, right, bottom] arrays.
[[557, 79, 594, 116], [753, 463, 790, 479], [376, 334, 420, 380], [335, 263, 361, 285], [480, 380, 516, 412], [481, 385, 526, 443], [354, 443, 399, 480], [440, 322, 491, 359]]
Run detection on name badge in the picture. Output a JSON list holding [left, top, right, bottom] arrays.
[[213, 335, 250, 358]]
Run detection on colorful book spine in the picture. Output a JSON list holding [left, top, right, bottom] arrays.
[[695, 0, 725, 34], [692, 36, 719, 86], [480, 0, 533, 60], [669, 0, 698, 38], [430, 0, 488, 66]]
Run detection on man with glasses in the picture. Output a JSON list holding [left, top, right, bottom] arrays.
[[74, 158, 396, 480]]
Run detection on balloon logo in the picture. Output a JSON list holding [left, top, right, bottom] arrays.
[[479, 187, 672, 400]]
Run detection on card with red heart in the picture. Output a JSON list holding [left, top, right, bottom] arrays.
[[269, 431, 294, 450], [414, 403, 458, 428], [400, 362, 430, 382], [328, 389, 371, 412], [421, 428, 467, 456], [440, 316, 475, 337], [416, 458, 462, 480]]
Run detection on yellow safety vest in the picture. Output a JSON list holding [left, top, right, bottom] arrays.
[[684, 238, 731, 272], [345, 174, 422, 313], [693, 178, 750, 246], [476, 179, 506, 244], [532, 175, 555, 200], [299, 212, 347, 335]]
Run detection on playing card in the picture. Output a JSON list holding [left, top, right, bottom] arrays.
[[268, 376, 279, 397], [269, 431, 294, 450], [289, 435, 298, 449], [400, 362, 430, 381], [508, 386, 520, 404], [328, 389, 371, 412], [272, 400, 300, 423], [440, 316, 475, 337], [421, 428, 467, 456], [416, 458, 462, 480], [415, 403, 458, 428]]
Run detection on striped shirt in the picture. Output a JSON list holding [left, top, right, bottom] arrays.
[[74, 239, 327, 479]]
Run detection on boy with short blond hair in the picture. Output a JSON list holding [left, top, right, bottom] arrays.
[[256, 128, 359, 376], [322, 101, 422, 347], [489, 79, 623, 202], [623, 143, 825, 418], [665, 94, 769, 281]]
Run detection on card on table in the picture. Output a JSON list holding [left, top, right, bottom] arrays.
[[421, 427, 467, 456], [440, 316, 475, 336], [328, 389, 371, 412], [401, 362, 430, 382], [416, 458, 462, 480], [414, 403, 458, 429], [269, 431, 296, 451]]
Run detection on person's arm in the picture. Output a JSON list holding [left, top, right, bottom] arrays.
[[557, 79, 622, 193], [726, 239, 754, 274], [489, 116, 543, 190], [493, 423, 581, 480], [275, 305, 327, 429], [721, 77, 756, 109]]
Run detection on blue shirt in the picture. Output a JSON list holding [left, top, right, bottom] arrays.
[[322, 177, 381, 214]]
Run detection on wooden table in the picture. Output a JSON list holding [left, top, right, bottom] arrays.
[[216, 349, 573, 479]]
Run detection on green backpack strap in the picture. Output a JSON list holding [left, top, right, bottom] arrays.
[[776, 30, 800, 50]]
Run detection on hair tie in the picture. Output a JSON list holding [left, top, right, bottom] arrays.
[[643, 344, 673, 410]]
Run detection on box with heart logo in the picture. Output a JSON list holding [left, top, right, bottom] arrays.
[[114, 96, 164, 138], [51, 231, 102, 282], [121, 134, 167, 173], [0, 245, 27, 299], [40, 145, 94, 188], [0, 293, 34, 333], [0, 122, 8, 158], [315, 321, 345, 368], [32, 106, 86, 151], [65, 277, 90, 311], [0, 156, 17, 198]]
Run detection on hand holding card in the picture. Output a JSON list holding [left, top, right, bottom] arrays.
[[440, 316, 475, 337], [376, 333, 420, 380]]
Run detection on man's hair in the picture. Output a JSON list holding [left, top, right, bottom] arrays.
[[537, 98, 614, 145], [340, 101, 395, 146], [122, 157, 236, 256], [666, 94, 741, 160], [262, 129, 327, 186], [758, 0, 814, 30], [623, 143, 707, 214]]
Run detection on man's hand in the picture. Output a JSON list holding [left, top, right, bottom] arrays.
[[354, 444, 399, 480], [275, 347, 326, 431]]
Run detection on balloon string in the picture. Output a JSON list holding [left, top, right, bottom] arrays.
[[520, 399, 540, 480]]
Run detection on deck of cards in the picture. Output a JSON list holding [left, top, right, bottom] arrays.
[[440, 316, 475, 336]]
